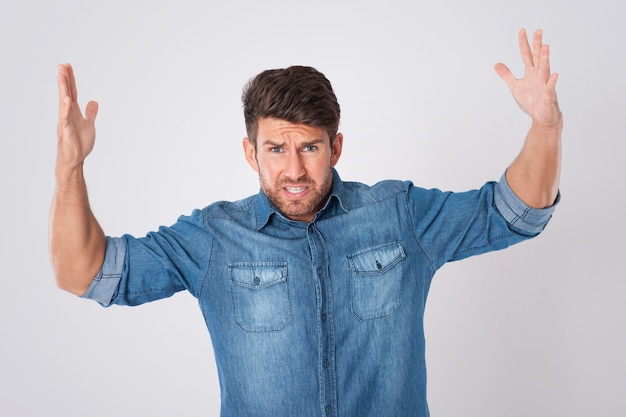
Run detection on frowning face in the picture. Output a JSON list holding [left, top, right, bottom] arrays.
[[243, 118, 343, 223]]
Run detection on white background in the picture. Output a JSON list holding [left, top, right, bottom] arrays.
[[1, 0, 624, 416]]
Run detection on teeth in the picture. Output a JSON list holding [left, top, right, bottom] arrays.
[[286, 187, 306, 193]]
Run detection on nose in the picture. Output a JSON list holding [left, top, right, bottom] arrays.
[[284, 151, 306, 181]]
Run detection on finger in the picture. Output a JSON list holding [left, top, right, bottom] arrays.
[[546, 72, 559, 92], [57, 69, 71, 121], [532, 29, 543, 68], [518, 28, 533, 68], [67, 63, 78, 104], [539, 44, 551, 79], [85, 101, 99, 125], [494, 62, 517, 89], [57, 65, 70, 107]]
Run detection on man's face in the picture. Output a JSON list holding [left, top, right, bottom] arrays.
[[243, 117, 343, 223]]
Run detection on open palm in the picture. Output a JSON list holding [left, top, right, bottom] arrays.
[[57, 63, 99, 169], [494, 29, 562, 128]]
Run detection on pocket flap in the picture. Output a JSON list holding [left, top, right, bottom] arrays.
[[229, 262, 287, 290], [348, 242, 406, 274]]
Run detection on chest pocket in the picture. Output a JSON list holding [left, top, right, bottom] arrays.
[[347, 242, 406, 321], [229, 262, 291, 332]]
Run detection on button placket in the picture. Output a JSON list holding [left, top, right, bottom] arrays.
[[308, 223, 337, 417]]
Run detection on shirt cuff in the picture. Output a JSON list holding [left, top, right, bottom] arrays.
[[81, 236, 126, 307], [494, 172, 560, 236]]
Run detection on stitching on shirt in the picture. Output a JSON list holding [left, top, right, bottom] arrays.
[[402, 190, 437, 274], [342, 179, 407, 209], [97, 273, 121, 279], [120, 284, 183, 297], [197, 209, 215, 305], [453, 232, 516, 256]]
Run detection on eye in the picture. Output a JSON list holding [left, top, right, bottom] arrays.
[[270, 147, 283, 153], [302, 145, 317, 152]]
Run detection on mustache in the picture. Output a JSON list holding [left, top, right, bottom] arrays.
[[276, 176, 314, 187]]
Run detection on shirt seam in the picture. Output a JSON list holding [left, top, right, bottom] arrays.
[[198, 208, 216, 307], [402, 190, 437, 275], [453, 232, 517, 257]]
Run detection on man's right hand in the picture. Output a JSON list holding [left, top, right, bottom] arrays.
[[57, 63, 99, 171], [51, 64, 106, 296]]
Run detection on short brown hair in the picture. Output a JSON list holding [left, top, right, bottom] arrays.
[[242, 66, 340, 146]]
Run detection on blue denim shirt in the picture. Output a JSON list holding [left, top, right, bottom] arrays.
[[83, 169, 557, 417]]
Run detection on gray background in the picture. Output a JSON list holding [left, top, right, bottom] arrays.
[[1, 0, 624, 416]]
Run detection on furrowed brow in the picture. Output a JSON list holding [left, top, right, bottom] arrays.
[[301, 138, 326, 147], [261, 139, 286, 148]]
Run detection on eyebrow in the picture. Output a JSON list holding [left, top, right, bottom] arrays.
[[261, 138, 326, 148]]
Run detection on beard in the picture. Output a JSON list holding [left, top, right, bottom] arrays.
[[259, 170, 334, 222]]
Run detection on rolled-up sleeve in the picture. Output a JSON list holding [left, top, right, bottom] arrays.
[[81, 237, 126, 307], [494, 171, 560, 236], [79, 209, 211, 307]]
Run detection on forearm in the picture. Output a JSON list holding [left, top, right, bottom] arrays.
[[506, 119, 562, 208], [49, 164, 106, 295]]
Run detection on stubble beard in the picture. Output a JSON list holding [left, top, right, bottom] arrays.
[[260, 171, 334, 221]]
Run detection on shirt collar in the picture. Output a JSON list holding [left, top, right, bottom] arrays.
[[256, 168, 350, 230]]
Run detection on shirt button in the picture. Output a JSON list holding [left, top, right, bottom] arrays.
[[325, 405, 332, 414], [321, 313, 327, 322], [323, 360, 330, 368], [317, 267, 323, 276], [253, 276, 260, 285]]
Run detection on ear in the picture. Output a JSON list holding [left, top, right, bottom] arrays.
[[242, 138, 259, 172], [330, 133, 343, 167]]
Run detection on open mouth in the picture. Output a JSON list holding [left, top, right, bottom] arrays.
[[285, 186, 307, 194]]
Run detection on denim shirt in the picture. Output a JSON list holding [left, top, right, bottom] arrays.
[[83, 169, 557, 417]]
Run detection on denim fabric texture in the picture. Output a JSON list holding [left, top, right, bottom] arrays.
[[83, 169, 557, 417]]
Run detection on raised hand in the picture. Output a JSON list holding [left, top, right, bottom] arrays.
[[51, 64, 106, 295], [56, 63, 99, 169], [494, 29, 562, 128]]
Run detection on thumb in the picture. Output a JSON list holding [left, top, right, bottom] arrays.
[[494, 63, 516, 88], [85, 101, 99, 124]]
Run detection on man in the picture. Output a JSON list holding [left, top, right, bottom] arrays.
[[50, 29, 562, 416]]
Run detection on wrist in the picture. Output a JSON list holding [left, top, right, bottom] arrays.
[[55, 160, 86, 186], [532, 113, 563, 133]]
